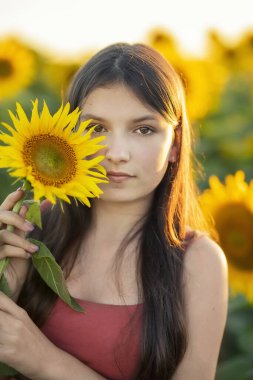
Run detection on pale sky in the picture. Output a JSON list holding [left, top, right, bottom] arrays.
[[0, 0, 252, 59]]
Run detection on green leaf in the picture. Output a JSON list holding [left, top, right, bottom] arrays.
[[0, 362, 17, 376], [0, 273, 12, 297], [29, 239, 84, 313], [0, 258, 9, 279], [24, 201, 42, 229]]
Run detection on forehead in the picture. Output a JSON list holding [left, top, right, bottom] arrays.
[[80, 84, 164, 121]]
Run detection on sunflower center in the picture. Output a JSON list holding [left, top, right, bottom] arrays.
[[215, 203, 253, 270], [0, 58, 13, 78], [23, 134, 77, 186]]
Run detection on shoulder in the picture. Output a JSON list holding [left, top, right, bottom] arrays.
[[182, 231, 229, 337], [183, 231, 228, 284], [172, 233, 229, 377]]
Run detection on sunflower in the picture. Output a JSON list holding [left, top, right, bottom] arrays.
[[146, 27, 180, 60], [171, 56, 228, 121], [236, 30, 253, 75], [206, 29, 253, 75], [0, 100, 108, 206], [0, 38, 35, 100], [42, 50, 95, 96], [42, 60, 81, 95], [199, 171, 253, 303], [146, 28, 228, 121]]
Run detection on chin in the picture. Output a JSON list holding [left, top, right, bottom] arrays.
[[98, 194, 137, 203], [98, 189, 154, 205]]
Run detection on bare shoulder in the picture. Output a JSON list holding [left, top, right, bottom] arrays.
[[171, 233, 229, 378], [183, 232, 228, 284]]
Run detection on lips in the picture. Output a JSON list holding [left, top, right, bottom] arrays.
[[107, 171, 135, 183], [107, 171, 133, 177]]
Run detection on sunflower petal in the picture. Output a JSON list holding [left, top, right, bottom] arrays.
[[30, 99, 40, 132], [16, 102, 30, 125], [1, 122, 16, 135], [41, 100, 53, 131], [8, 110, 20, 131], [52, 101, 64, 124]]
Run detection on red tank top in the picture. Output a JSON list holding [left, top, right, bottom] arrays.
[[41, 298, 144, 380], [41, 230, 197, 380]]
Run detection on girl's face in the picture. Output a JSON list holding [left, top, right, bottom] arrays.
[[80, 84, 177, 204]]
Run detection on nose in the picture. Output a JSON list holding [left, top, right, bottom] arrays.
[[104, 133, 130, 163]]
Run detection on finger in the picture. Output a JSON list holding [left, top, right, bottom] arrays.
[[15, 205, 30, 239], [0, 230, 39, 255], [0, 307, 16, 328], [19, 204, 29, 219], [0, 244, 32, 259], [0, 291, 25, 318], [40, 199, 52, 214], [0, 189, 24, 212], [0, 210, 34, 232]]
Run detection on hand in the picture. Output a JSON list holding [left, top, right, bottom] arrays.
[[0, 189, 39, 300], [0, 291, 58, 379]]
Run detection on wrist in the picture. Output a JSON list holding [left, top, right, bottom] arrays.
[[38, 345, 68, 380], [39, 345, 107, 380]]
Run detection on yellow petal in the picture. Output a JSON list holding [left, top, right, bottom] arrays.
[[1, 122, 16, 135], [52, 102, 64, 124], [16, 102, 30, 125], [30, 99, 40, 132], [41, 100, 53, 132]]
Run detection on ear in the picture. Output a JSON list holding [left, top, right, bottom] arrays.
[[169, 145, 177, 163]]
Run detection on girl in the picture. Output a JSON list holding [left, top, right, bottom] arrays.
[[0, 43, 228, 380]]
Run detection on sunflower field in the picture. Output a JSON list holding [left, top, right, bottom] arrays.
[[0, 29, 253, 379]]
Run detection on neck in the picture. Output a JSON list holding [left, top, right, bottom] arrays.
[[76, 196, 153, 264], [91, 197, 151, 242]]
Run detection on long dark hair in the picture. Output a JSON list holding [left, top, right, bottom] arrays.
[[17, 43, 209, 379]]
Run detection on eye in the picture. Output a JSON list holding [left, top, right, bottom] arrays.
[[135, 126, 154, 135], [87, 124, 106, 134]]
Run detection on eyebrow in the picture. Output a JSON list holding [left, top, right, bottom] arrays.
[[80, 113, 159, 123]]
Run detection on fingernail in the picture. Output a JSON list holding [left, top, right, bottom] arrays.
[[16, 186, 23, 192], [24, 220, 35, 231], [30, 245, 39, 252]]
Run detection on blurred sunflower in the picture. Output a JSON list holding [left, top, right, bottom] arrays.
[[147, 28, 227, 120], [205, 30, 236, 65], [206, 29, 253, 75], [146, 27, 180, 60], [237, 30, 253, 74], [42, 60, 80, 95], [199, 171, 253, 303], [42, 51, 94, 95], [171, 57, 228, 121], [0, 100, 108, 206], [0, 38, 35, 100]]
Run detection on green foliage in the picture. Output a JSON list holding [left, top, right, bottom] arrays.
[[195, 73, 253, 190], [29, 238, 84, 313], [24, 201, 42, 229], [216, 295, 253, 379]]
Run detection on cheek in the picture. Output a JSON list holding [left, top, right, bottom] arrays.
[[143, 141, 171, 173], [156, 146, 170, 172]]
